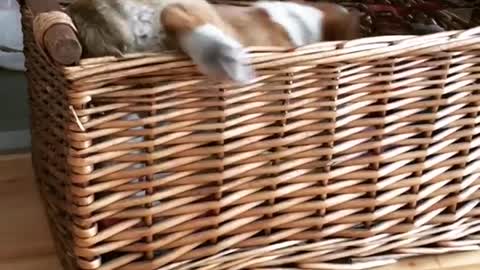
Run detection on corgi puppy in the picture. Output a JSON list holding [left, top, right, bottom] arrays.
[[68, 0, 360, 83]]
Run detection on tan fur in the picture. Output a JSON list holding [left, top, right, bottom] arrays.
[[160, 4, 293, 50], [305, 2, 361, 41], [160, 1, 360, 51], [160, 3, 233, 46], [213, 5, 293, 47]]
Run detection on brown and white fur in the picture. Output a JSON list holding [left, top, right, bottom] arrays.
[[68, 0, 360, 84]]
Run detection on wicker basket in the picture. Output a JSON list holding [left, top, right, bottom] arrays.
[[20, 0, 480, 269]]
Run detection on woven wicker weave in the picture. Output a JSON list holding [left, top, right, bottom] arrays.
[[20, 0, 480, 269]]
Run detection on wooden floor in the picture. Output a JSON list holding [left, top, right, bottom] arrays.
[[0, 153, 61, 270], [1, 153, 480, 270]]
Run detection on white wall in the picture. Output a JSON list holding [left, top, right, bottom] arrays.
[[0, 0, 30, 152], [0, 0, 25, 72]]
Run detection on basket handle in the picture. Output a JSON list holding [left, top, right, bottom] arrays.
[[22, 0, 82, 65]]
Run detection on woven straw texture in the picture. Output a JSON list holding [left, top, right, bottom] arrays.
[[21, 0, 480, 269]]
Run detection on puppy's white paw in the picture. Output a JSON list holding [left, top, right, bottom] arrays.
[[179, 24, 255, 85], [200, 41, 255, 84]]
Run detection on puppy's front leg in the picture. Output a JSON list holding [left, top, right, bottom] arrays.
[[160, 4, 255, 84]]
